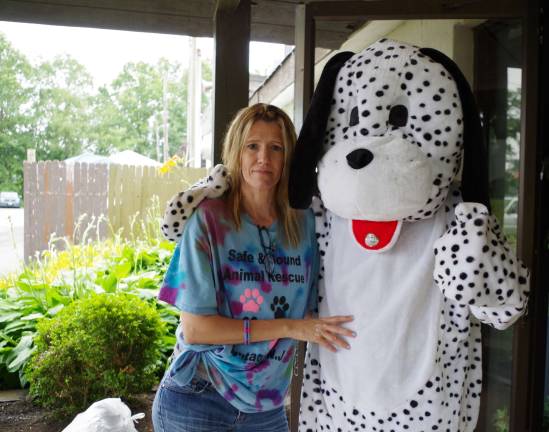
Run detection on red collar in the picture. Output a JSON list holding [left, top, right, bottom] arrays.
[[350, 220, 402, 252]]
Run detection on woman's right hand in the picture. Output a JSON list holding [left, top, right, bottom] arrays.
[[292, 315, 355, 352]]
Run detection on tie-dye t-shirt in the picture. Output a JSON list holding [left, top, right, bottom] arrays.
[[158, 198, 318, 413]]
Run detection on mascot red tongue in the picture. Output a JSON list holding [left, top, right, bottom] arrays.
[[350, 219, 401, 251]]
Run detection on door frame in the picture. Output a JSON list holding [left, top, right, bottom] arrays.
[[291, 2, 544, 431]]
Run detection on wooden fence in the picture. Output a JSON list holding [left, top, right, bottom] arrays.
[[23, 161, 206, 262]]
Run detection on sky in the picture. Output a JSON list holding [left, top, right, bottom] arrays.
[[0, 20, 289, 88]]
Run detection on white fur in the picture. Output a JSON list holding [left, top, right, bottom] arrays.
[[318, 136, 432, 220]]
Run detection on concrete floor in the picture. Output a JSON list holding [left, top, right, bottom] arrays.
[[0, 208, 24, 278], [0, 389, 27, 402]]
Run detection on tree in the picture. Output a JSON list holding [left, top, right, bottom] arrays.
[[0, 32, 212, 195], [0, 38, 97, 196], [90, 59, 188, 160], [87, 85, 132, 155], [505, 88, 521, 197], [29, 55, 94, 161], [0, 33, 34, 196]]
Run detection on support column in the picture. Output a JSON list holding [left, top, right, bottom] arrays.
[[290, 9, 315, 431], [213, 0, 250, 165], [293, 3, 315, 133], [186, 37, 203, 167]]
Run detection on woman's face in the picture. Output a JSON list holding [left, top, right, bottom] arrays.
[[240, 120, 285, 195]]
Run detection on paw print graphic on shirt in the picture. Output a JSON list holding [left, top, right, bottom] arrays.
[[270, 296, 289, 318], [240, 288, 264, 313]]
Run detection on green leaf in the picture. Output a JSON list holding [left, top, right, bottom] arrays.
[[21, 312, 44, 321], [47, 304, 65, 316], [3, 320, 35, 334], [97, 273, 117, 293], [159, 240, 175, 251], [136, 289, 158, 299], [45, 286, 71, 307], [0, 311, 22, 323], [113, 261, 132, 279], [0, 299, 25, 311], [121, 246, 135, 263], [7, 346, 35, 372], [136, 250, 158, 268], [161, 335, 176, 345], [19, 368, 28, 387], [16, 279, 47, 293], [7, 334, 35, 372]]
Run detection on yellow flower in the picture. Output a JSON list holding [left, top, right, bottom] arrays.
[[159, 155, 182, 175]]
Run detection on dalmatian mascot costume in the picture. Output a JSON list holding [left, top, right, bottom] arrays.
[[161, 39, 529, 432]]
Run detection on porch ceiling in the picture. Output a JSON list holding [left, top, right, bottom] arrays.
[[0, 0, 365, 49]]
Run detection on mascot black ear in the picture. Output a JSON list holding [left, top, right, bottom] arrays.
[[420, 48, 491, 211], [289, 51, 354, 209]]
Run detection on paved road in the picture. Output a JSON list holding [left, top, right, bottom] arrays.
[[0, 208, 24, 278]]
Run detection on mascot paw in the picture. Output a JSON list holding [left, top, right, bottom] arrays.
[[433, 202, 528, 319], [203, 164, 231, 197], [454, 202, 489, 225], [434, 202, 508, 305], [161, 164, 230, 241]]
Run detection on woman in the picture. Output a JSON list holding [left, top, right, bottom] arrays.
[[153, 103, 354, 432]]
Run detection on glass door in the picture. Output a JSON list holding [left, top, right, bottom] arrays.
[[474, 20, 522, 432]]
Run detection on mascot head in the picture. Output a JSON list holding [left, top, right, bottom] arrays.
[[289, 39, 489, 221]]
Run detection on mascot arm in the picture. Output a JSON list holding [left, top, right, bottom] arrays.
[[433, 202, 529, 330], [161, 164, 230, 242], [311, 195, 332, 284]]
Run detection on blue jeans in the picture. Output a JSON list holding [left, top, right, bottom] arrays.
[[152, 375, 289, 432]]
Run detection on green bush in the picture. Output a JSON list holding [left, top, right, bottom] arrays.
[[0, 198, 178, 389], [25, 292, 165, 417]]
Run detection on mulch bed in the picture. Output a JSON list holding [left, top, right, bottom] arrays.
[[0, 393, 155, 432]]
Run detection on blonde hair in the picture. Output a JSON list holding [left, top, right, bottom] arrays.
[[221, 103, 302, 247]]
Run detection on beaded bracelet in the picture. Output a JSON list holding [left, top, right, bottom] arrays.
[[243, 318, 251, 345]]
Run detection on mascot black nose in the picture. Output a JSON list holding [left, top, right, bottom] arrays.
[[346, 148, 374, 169]]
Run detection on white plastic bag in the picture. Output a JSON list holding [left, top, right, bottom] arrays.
[[62, 398, 145, 432]]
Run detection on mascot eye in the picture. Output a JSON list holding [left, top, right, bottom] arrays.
[[388, 104, 408, 127], [349, 106, 359, 127]]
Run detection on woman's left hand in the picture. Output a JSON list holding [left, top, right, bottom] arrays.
[[291, 315, 356, 352]]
